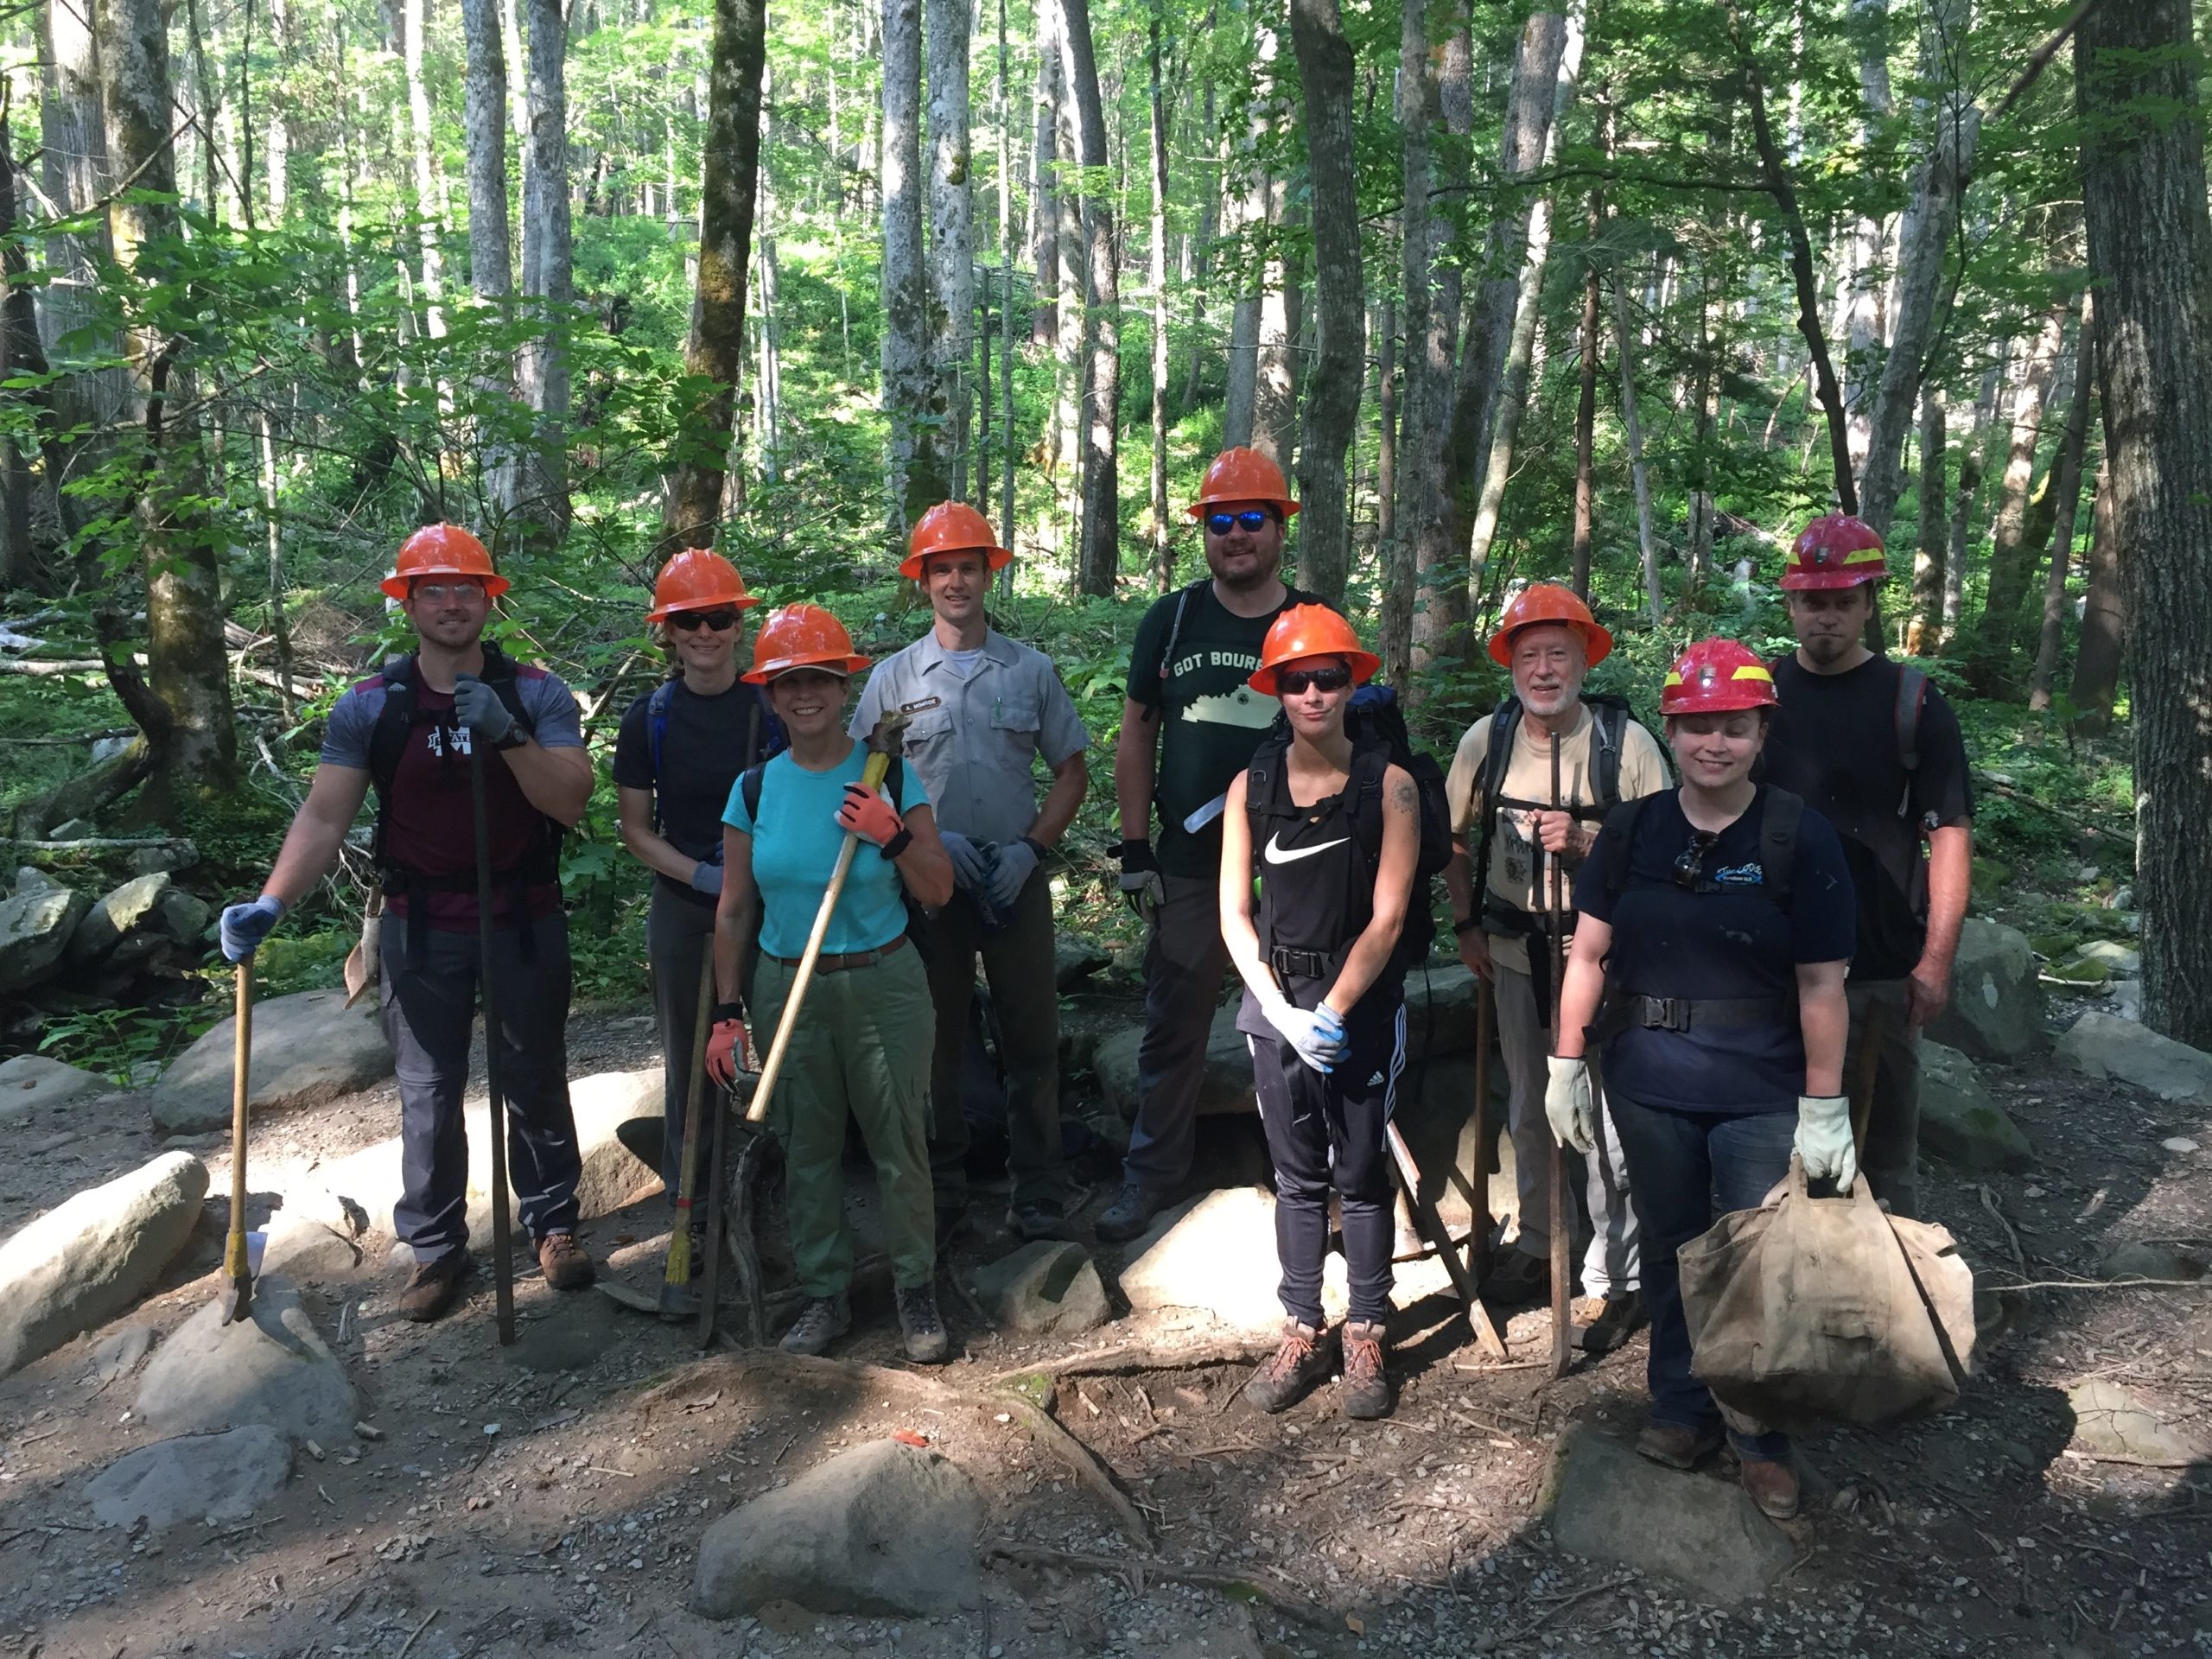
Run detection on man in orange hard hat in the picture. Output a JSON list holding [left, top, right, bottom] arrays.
[[1097, 448, 1324, 1243], [849, 504, 1091, 1246], [1759, 515, 1974, 1221], [218, 524, 598, 1322], [1443, 582, 1670, 1353]]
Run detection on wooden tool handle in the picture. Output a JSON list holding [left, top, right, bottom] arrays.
[[225, 964, 253, 1287]]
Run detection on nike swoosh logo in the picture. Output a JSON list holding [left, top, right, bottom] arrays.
[[1263, 833, 1350, 866]]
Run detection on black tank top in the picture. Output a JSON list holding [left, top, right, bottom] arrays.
[[1247, 741, 1392, 972]]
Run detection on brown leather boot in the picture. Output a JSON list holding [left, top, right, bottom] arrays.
[[1243, 1319, 1336, 1414], [537, 1231, 595, 1290], [1739, 1456, 1801, 1520], [397, 1252, 470, 1323], [1635, 1420, 1723, 1470], [1339, 1321, 1393, 1421]]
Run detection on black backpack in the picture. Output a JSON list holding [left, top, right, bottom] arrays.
[[1465, 691, 1644, 932], [1596, 786, 1805, 912]]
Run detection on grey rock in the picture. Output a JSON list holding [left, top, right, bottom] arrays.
[[1917, 1041, 2034, 1173], [259, 1216, 365, 1281], [0, 883, 91, 994], [1116, 1187, 1284, 1333], [48, 818, 92, 842], [15, 867, 55, 895], [134, 1274, 359, 1446], [2100, 1240, 2206, 1283], [1544, 1424, 1795, 1602], [1400, 963, 1480, 1060], [969, 1241, 1110, 1336], [153, 887, 210, 944], [2106, 980, 2142, 1023], [128, 841, 198, 877], [1925, 920, 2044, 1062], [1096, 1002, 1251, 1122], [2056, 1012, 2212, 1103], [87, 1324, 156, 1385], [0, 1150, 209, 1378], [149, 988, 394, 1135], [2077, 939, 2140, 976], [2067, 1379, 2205, 1464], [1054, 933, 1110, 989], [694, 1439, 983, 1618], [0, 1053, 106, 1126], [66, 873, 175, 966], [86, 1425, 291, 1532]]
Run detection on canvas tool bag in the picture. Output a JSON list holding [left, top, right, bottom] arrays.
[[1679, 1156, 1977, 1428]]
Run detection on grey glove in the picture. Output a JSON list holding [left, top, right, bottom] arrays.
[[1263, 999, 1348, 1074], [987, 838, 1039, 910], [451, 673, 518, 746], [218, 893, 285, 963], [938, 830, 994, 893], [688, 860, 723, 897], [1544, 1056, 1597, 1155]]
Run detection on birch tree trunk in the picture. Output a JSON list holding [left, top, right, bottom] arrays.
[[887, 0, 939, 525], [926, 0, 974, 501], [1028, 17, 1059, 351], [1906, 383, 1944, 655], [1147, 3, 1172, 589], [1058, 0, 1120, 595], [517, 0, 574, 547], [1287, 0, 1358, 606], [756, 87, 785, 480], [1383, 0, 1446, 684], [461, 0, 518, 517], [402, 0, 448, 339], [1969, 299, 2066, 693], [1842, 0, 1891, 471], [0, 108, 39, 588], [661, 0, 766, 550], [2079, 0, 2212, 1046], [2029, 301, 2094, 710]]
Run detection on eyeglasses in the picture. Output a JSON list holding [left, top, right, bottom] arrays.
[[1673, 831, 1720, 891], [411, 581, 486, 604], [1205, 510, 1273, 537], [1274, 665, 1352, 696], [670, 610, 741, 632]]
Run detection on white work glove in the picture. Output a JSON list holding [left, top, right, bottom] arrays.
[[1544, 1055, 1597, 1154], [1265, 999, 1347, 1074], [1795, 1094, 1858, 1192], [1116, 839, 1165, 924], [938, 830, 993, 892], [988, 837, 1039, 909]]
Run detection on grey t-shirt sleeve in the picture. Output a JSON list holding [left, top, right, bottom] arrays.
[[1035, 661, 1090, 766], [524, 672, 586, 749], [319, 685, 382, 769], [848, 669, 887, 742]]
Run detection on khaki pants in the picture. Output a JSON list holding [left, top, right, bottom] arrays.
[[753, 946, 937, 1298], [1847, 977, 1923, 1220]]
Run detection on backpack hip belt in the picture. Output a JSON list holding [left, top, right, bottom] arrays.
[[1593, 991, 1796, 1040], [1268, 944, 1335, 982]]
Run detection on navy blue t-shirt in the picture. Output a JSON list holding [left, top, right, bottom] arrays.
[[1574, 786, 1856, 1115]]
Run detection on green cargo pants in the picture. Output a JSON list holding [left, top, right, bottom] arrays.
[[753, 944, 937, 1298]]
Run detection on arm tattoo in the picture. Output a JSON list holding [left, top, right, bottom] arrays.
[[1390, 777, 1419, 814]]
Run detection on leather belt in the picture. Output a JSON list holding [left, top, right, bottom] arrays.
[[766, 932, 909, 976]]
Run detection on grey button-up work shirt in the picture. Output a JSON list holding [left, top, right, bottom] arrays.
[[849, 627, 1090, 846]]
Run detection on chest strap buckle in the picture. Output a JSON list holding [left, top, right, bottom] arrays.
[[1268, 946, 1330, 981]]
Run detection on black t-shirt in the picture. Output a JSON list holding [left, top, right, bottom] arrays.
[[1760, 653, 1973, 980], [1126, 581, 1319, 878], [612, 678, 775, 907], [1576, 787, 1857, 1115]]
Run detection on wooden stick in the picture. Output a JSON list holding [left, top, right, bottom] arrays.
[[1547, 728, 1572, 1381]]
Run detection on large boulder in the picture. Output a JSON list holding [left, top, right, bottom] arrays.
[[66, 872, 177, 966], [2067, 1379, 2205, 1465], [1543, 1424, 1795, 1603], [694, 1440, 984, 1618], [86, 1425, 292, 1532], [1116, 1187, 1283, 1332], [1400, 962, 1481, 1061], [1917, 1041, 2034, 1173], [969, 1240, 1110, 1336], [1095, 1002, 1253, 1121], [134, 1274, 358, 1446], [1054, 933, 1111, 989], [2055, 1013, 2212, 1103], [0, 882, 91, 993], [0, 1151, 208, 1377], [0, 1053, 107, 1127], [149, 988, 394, 1135], [1925, 920, 2043, 1061]]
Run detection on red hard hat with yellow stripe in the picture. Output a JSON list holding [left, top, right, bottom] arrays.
[[1781, 514, 1886, 590], [1661, 639, 1777, 715]]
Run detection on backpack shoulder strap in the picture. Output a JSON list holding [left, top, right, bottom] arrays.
[[1599, 796, 1649, 906], [1588, 698, 1629, 808], [1350, 741, 1392, 863], [367, 653, 419, 797], [1894, 664, 1927, 775], [1158, 579, 1206, 681], [741, 761, 766, 824], [1760, 786, 1805, 911], [1244, 732, 1293, 824], [647, 679, 677, 782], [1480, 699, 1521, 808]]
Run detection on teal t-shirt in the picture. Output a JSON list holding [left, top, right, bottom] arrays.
[[723, 747, 928, 957]]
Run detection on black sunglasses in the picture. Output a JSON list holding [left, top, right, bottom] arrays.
[[670, 610, 741, 632], [1673, 830, 1721, 891], [1275, 664, 1352, 696], [1205, 509, 1273, 537]]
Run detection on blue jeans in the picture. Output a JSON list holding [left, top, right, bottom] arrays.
[[1608, 1090, 1795, 1463]]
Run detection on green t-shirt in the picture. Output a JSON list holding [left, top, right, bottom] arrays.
[[1126, 580, 1318, 878]]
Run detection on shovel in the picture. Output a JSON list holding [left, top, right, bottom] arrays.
[[468, 741, 516, 1347], [656, 951, 719, 1318], [219, 962, 255, 1324]]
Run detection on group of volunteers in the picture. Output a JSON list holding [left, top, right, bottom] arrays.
[[217, 451, 1971, 1520]]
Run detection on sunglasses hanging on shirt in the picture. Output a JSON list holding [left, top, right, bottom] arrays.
[[670, 610, 741, 632], [1672, 830, 1722, 891], [1205, 509, 1273, 537]]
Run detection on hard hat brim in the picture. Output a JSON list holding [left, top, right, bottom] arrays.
[[1487, 616, 1613, 669], [741, 652, 871, 685], [1249, 648, 1381, 696], [382, 569, 512, 601], [1777, 568, 1885, 592], [647, 593, 764, 623], [897, 544, 1014, 582]]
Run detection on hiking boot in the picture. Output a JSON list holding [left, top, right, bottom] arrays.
[[1636, 1421, 1724, 1471], [897, 1284, 950, 1364], [397, 1251, 470, 1323], [1739, 1456, 1801, 1520], [537, 1231, 595, 1290], [1243, 1319, 1337, 1414], [1480, 1249, 1548, 1306], [1007, 1201, 1072, 1243], [779, 1294, 851, 1356], [1339, 1320, 1393, 1421], [1095, 1181, 1163, 1243], [1576, 1289, 1648, 1356]]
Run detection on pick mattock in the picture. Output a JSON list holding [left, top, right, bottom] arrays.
[[1547, 726, 1572, 1380], [468, 740, 517, 1347], [658, 951, 719, 1317], [219, 962, 256, 1324]]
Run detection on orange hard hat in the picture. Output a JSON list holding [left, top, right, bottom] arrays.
[[741, 603, 871, 683], [381, 523, 508, 601], [1661, 638, 1777, 716], [1185, 447, 1300, 519], [646, 549, 759, 622], [1249, 604, 1381, 696], [1781, 513, 1887, 590], [1487, 582, 1612, 667], [900, 500, 1014, 581]]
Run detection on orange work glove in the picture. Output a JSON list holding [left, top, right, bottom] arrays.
[[704, 1011, 747, 1085], [835, 781, 908, 852]]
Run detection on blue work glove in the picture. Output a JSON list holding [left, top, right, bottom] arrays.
[[219, 894, 286, 963], [688, 860, 723, 897], [1263, 999, 1347, 1074], [451, 673, 518, 747], [987, 837, 1040, 910], [938, 830, 994, 893]]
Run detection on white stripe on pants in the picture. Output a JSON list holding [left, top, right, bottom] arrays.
[[1491, 960, 1641, 1297]]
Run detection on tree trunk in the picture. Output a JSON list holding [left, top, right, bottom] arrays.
[[37, 0, 121, 500], [660, 0, 765, 552], [1857, 0, 1975, 536], [995, 0, 1016, 568], [1383, 0, 1445, 686], [1058, 0, 1120, 595], [1969, 300, 2066, 693], [265, 0, 294, 218], [1178, 82, 1217, 414], [1568, 104, 1607, 602], [1942, 352, 2001, 648], [1614, 270, 1662, 626], [0, 105, 38, 588], [1028, 15, 1059, 351], [926, 0, 973, 502], [402, 0, 448, 339], [461, 0, 518, 517], [1685, 267, 1718, 601], [2030, 300, 2095, 710], [517, 0, 574, 548], [1147, 3, 1172, 590], [2069, 460, 2122, 735], [1222, 21, 1279, 454], [2079, 0, 2212, 1046], [1287, 0, 1359, 607], [1906, 383, 1944, 656], [1374, 296, 1395, 559], [1841, 0, 1891, 472], [755, 92, 784, 481]]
